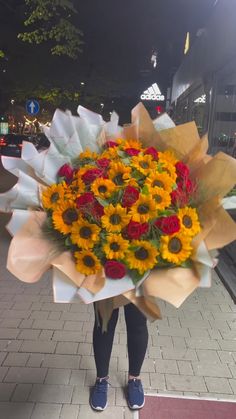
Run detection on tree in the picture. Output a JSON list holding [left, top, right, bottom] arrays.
[[18, 0, 83, 59]]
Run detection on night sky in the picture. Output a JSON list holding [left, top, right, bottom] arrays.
[[77, 0, 217, 95], [0, 0, 217, 117]]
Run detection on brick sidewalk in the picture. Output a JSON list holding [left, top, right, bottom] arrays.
[[0, 268, 236, 418]]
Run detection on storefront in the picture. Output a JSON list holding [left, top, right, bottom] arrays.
[[171, 0, 236, 158], [171, 0, 236, 300]]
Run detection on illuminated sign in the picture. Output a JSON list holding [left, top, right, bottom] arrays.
[[184, 32, 190, 55], [140, 83, 165, 101], [194, 94, 206, 104], [0, 122, 9, 134]]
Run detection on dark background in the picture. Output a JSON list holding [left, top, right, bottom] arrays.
[[0, 0, 217, 120]]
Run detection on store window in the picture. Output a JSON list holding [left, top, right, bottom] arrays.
[[190, 86, 208, 137], [212, 74, 236, 157], [174, 97, 189, 125]]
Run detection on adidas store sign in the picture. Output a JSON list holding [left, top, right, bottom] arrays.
[[140, 83, 165, 101]]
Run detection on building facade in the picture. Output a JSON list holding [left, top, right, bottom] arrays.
[[171, 0, 236, 158]]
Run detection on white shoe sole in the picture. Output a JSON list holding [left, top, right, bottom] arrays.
[[128, 399, 145, 410], [90, 401, 108, 411]]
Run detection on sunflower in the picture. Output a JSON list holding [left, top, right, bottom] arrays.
[[79, 149, 98, 160], [101, 204, 131, 232], [149, 187, 171, 210], [70, 219, 101, 249], [103, 234, 129, 259], [74, 249, 101, 275], [42, 183, 66, 210], [129, 194, 157, 223], [101, 146, 119, 160], [178, 207, 201, 237], [52, 202, 79, 234], [131, 154, 157, 175], [91, 178, 116, 199], [126, 240, 159, 274], [108, 162, 131, 186], [159, 160, 177, 182], [76, 164, 95, 179], [118, 138, 142, 150], [68, 177, 85, 197], [160, 232, 192, 264], [158, 150, 178, 166], [145, 171, 174, 193]]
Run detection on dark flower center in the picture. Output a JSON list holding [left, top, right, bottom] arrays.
[[182, 215, 192, 228], [83, 255, 95, 267], [62, 209, 78, 225], [110, 242, 120, 251], [135, 247, 149, 260], [110, 214, 121, 225], [113, 174, 124, 185], [79, 226, 92, 239], [138, 204, 149, 214], [98, 185, 107, 193], [152, 180, 163, 188], [163, 168, 171, 176], [154, 194, 162, 203], [140, 161, 149, 169], [50, 192, 59, 203], [168, 237, 182, 254]]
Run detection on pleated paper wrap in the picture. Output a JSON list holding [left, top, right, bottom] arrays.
[[1, 103, 236, 324]]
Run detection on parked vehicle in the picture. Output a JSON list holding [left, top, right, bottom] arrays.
[[0, 133, 50, 157]]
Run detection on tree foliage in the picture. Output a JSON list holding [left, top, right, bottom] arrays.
[[18, 0, 83, 59]]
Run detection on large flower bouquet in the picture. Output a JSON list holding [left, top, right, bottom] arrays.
[[42, 139, 200, 283], [1, 103, 236, 324]]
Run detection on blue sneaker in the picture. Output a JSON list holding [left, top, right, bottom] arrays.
[[90, 378, 108, 411], [127, 378, 145, 410]]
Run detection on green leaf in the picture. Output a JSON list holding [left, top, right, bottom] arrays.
[[141, 185, 149, 195], [117, 150, 126, 158], [96, 197, 109, 207], [129, 269, 146, 285], [65, 236, 72, 247], [121, 158, 130, 165]]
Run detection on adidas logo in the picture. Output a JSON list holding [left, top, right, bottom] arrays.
[[140, 83, 165, 101]]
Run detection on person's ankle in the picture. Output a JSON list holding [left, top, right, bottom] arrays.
[[96, 375, 109, 381], [128, 374, 140, 381]]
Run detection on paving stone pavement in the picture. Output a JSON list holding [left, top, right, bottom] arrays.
[[0, 267, 236, 418]]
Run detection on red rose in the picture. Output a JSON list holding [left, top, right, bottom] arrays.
[[144, 147, 159, 160], [175, 161, 190, 179], [171, 186, 189, 207], [58, 164, 74, 181], [125, 148, 140, 156], [122, 186, 139, 208], [92, 201, 105, 217], [76, 192, 95, 209], [179, 178, 195, 194], [81, 168, 104, 184], [105, 141, 118, 148], [76, 193, 104, 217], [126, 221, 149, 239], [155, 215, 180, 235], [96, 158, 110, 168], [104, 260, 126, 279]]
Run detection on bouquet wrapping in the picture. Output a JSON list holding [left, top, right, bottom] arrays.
[[1, 103, 236, 326]]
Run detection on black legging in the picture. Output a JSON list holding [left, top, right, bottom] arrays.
[[93, 303, 148, 378]]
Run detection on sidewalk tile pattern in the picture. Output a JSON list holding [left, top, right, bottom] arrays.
[[0, 267, 236, 418]]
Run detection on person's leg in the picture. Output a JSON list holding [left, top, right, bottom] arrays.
[[90, 305, 119, 411], [92, 305, 119, 378], [124, 303, 148, 377], [124, 303, 148, 409]]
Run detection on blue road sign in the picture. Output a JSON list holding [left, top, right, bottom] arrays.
[[26, 99, 40, 116]]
